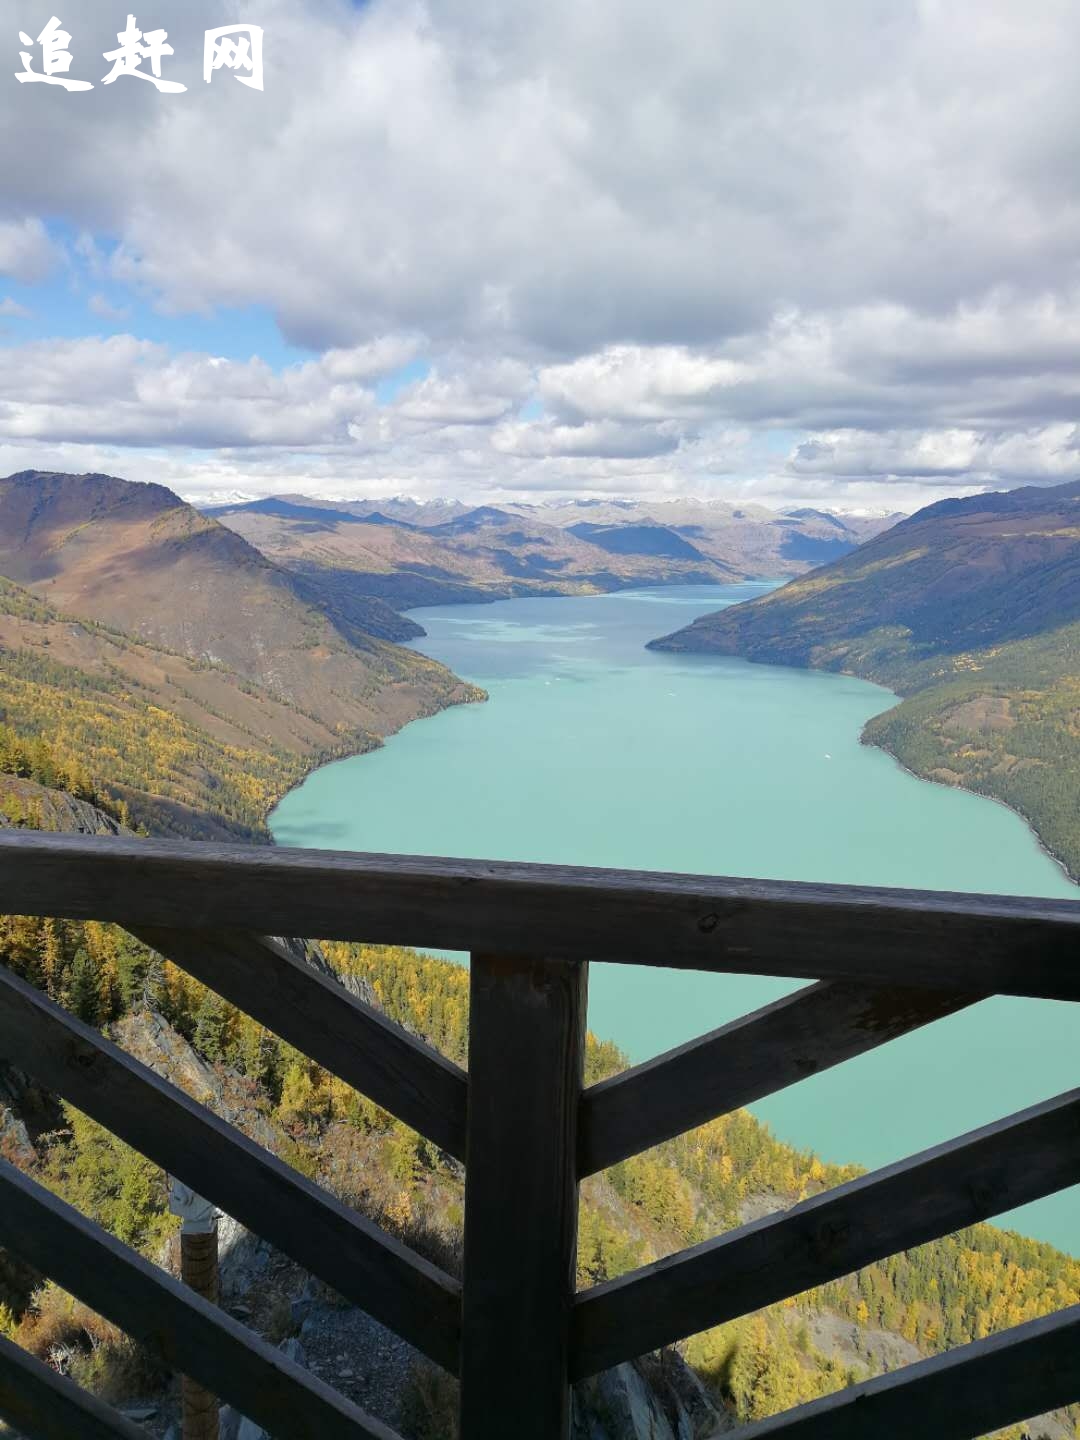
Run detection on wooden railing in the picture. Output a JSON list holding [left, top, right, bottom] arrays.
[[0, 829, 1078, 1439]]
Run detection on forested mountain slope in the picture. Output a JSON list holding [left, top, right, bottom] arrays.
[[651, 480, 1080, 878], [0, 474, 479, 838]]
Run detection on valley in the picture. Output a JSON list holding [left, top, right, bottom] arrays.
[[271, 584, 1079, 1257], [210, 493, 894, 613]]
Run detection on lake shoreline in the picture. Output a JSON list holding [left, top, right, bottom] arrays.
[[272, 584, 1080, 1251], [866, 725, 1078, 888]]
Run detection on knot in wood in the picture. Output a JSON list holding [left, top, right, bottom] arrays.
[[809, 1217, 851, 1259]]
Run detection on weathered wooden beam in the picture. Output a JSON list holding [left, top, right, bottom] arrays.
[[460, 954, 588, 1440], [571, 1086, 1080, 1378], [734, 1303, 1080, 1439], [0, 1160, 404, 1440], [2, 831, 1079, 997], [0, 966, 461, 1374], [130, 925, 468, 1161], [0, 1332, 149, 1440], [579, 980, 979, 1175]]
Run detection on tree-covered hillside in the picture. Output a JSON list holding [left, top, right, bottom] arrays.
[[0, 472, 481, 839], [650, 480, 1080, 878], [0, 569, 479, 841]]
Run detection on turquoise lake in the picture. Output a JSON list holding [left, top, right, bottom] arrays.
[[271, 583, 1079, 1252]]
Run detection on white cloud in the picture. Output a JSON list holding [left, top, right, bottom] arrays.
[[88, 292, 130, 323], [0, 298, 31, 319], [392, 359, 531, 425], [492, 417, 682, 459], [789, 426, 1080, 486], [0, 219, 56, 284], [0, 336, 377, 447], [5, 0, 1080, 354], [3, 1, 1080, 507]]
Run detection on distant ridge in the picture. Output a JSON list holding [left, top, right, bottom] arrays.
[[209, 496, 745, 611], [207, 493, 898, 616]]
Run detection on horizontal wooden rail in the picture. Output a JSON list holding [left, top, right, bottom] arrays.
[[2, 831, 1080, 997], [130, 925, 468, 1161], [0, 966, 461, 1373], [0, 1161, 404, 1440], [0, 1332, 149, 1440], [3, 831, 1079, 1437], [579, 979, 978, 1175], [572, 1086, 1080, 1378], [735, 1303, 1080, 1439]]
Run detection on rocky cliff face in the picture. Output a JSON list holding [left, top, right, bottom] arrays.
[[574, 1353, 734, 1438], [0, 775, 125, 836]]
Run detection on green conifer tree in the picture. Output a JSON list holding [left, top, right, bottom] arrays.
[[193, 990, 232, 1064], [68, 947, 100, 1026]]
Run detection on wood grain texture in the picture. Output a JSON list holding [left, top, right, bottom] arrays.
[[580, 980, 979, 1175], [0, 1332, 149, 1440], [131, 925, 468, 1160], [0, 1160, 405, 1440], [0, 965, 461, 1373], [2, 831, 1079, 996], [572, 1086, 1080, 1378], [181, 1229, 221, 1440], [459, 954, 588, 1440], [734, 1303, 1080, 1439]]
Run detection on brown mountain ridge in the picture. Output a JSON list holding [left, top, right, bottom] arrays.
[[0, 471, 479, 839]]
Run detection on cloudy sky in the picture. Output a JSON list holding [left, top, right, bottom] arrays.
[[3, 0, 1080, 512]]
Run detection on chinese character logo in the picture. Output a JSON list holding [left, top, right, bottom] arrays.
[[101, 14, 186, 93], [204, 25, 263, 91], [15, 15, 92, 90], [15, 16, 265, 96]]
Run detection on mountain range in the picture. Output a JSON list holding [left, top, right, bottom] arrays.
[[651, 478, 1080, 878]]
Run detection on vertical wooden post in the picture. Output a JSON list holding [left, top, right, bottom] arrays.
[[180, 1231, 220, 1440], [169, 1180, 220, 1440], [459, 953, 588, 1440]]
